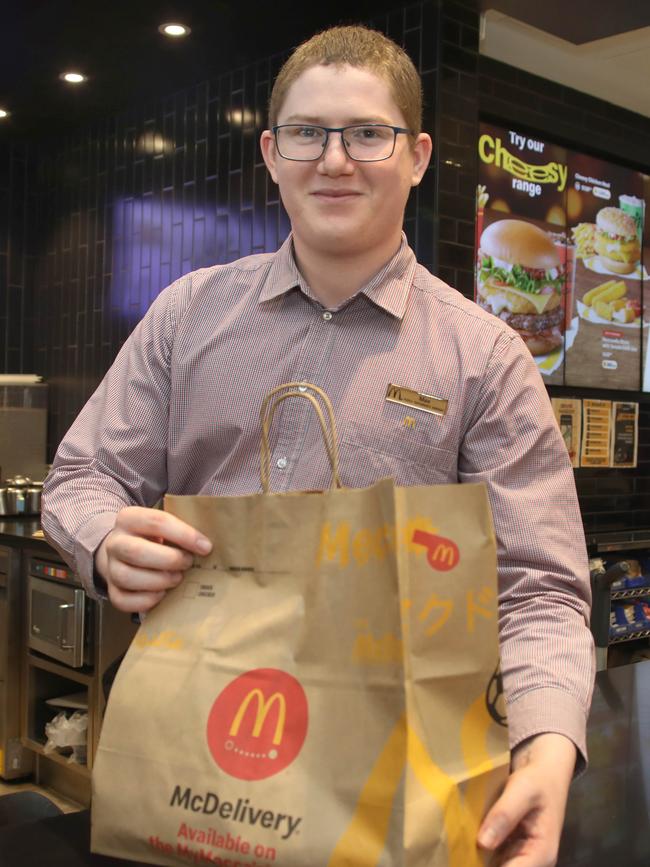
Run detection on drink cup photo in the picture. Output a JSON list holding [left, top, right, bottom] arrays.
[[618, 194, 645, 243], [551, 234, 576, 330], [475, 184, 489, 250], [564, 243, 576, 328]]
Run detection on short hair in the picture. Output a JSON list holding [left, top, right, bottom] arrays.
[[268, 25, 423, 136]]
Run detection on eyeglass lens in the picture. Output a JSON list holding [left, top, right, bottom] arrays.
[[276, 125, 397, 161]]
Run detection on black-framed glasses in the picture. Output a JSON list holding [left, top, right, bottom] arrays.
[[272, 124, 413, 162]]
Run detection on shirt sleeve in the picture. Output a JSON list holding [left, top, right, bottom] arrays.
[[41, 275, 189, 598], [459, 329, 596, 772]]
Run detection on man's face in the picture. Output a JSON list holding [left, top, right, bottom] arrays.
[[260, 64, 431, 265]]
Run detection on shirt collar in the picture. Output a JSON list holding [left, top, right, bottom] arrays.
[[259, 235, 306, 302], [258, 233, 417, 320]]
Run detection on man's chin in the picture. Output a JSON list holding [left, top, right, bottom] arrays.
[[294, 224, 367, 256]]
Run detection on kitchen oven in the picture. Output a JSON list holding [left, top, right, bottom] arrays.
[[26, 556, 92, 668]]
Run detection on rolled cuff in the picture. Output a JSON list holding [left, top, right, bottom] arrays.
[[506, 686, 589, 777], [73, 511, 118, 599]]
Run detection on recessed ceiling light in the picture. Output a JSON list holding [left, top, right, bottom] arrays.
[[0, 109, 9, 119], [59, 72, 87, 84], [226, 108, 258, 127], [158, 22, 191, 38], [136, 131, 174, 155]]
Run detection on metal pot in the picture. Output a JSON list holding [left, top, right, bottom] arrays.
[[3, 476, 39, 515], [0, 476, 43, 516], [25, 480, 43, 514], [0, 486, 9, 516]]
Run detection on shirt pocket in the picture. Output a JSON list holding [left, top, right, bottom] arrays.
[[338, 420, 457, 488]]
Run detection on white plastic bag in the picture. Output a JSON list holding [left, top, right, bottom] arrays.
[[44, 710, 88, 763]]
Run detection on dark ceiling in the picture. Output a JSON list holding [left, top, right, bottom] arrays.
[[0, 0, 404, 141], [2, 1, 650, 141]]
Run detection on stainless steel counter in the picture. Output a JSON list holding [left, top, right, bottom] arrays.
[[558, 660, 650, 866], [0, 518, 50, 551]]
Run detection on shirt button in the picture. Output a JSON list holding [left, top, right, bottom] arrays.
[[322, 311, 333, 321], [276, 457, 288, 469]]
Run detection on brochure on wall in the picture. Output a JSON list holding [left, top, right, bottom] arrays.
[[580, 399, 612, 468], [563, 153, 645, 390], [551, 398, 581, 467], [476, 123, 647, 391], [610, 402, 639, 468]]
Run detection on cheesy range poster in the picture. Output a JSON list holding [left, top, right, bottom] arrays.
[[643, 173, 650, 392], [476, 122, 648, 390]]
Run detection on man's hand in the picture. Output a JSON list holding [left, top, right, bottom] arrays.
[[95, 506, 213, 612], [478, 733, 577, 866]]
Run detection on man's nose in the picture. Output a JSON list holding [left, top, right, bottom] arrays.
[[317, 132, 355, 173]]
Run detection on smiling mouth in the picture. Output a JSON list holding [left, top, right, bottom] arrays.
[[311, 190, 361, 200]]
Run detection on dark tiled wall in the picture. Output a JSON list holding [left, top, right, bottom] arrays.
[[478, 56, 650, 171], [30, 60, 289, 444], [5, 0, 648, 537], [479, 56, 650, 538], [0, 142, 31, 372], [429, 1, 480, 299], [19, 0, 480, 456]]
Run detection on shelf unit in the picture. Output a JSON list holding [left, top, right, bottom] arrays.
[[19, 545, 139, 806], [23, 650, 95, 803], [588, 534, 650, 663], [0, 544, 33, 779], [608, 582, 650, 645], [589, 538, 650, 553], [610, 627, 650, 645], [611, 588, 650, 600], [20, 738, 92, 778]]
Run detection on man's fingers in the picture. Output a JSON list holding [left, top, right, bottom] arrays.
[[109, 561, 185, 593], [116, 506, 212, 555], [478, 737, 571, 867], [497, 837, 557, 867], [495, 835, 532, 867], [478, 772, 537, 850], [105, 564, 173, 612], [108, 533, 194, 573], [107, 586, 167, 613], [96, 505, 213, 613]]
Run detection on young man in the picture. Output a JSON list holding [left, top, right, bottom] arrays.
[[43, 25, 594, 867]]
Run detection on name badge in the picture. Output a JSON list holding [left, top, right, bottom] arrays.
[[385, 384, 448, 416]]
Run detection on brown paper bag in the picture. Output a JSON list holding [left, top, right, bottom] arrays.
[[91, 383, 509, 867]]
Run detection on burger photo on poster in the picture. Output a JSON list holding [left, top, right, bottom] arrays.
[[594, 207, 641, 275], [476, 219, 565, 356]]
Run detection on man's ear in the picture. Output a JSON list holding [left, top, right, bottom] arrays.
[[410, 132, 433, 187], [260, 130, 279, 184]]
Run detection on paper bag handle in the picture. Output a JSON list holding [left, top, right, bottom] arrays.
[[260, 382, 342, 492]]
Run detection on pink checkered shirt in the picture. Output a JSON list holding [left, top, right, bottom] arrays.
[[43, 234, 595, 763]]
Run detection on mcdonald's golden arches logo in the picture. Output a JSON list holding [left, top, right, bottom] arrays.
[[206, 669, 308, 780], [412, 529, 460, 571]]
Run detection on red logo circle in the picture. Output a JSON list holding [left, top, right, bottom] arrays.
[[206, 668, 308, 780]]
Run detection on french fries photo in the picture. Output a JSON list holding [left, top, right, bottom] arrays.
[[571, 223, 597, 258], [583, 280, 625, 306], [580, 279, 640, 324]]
